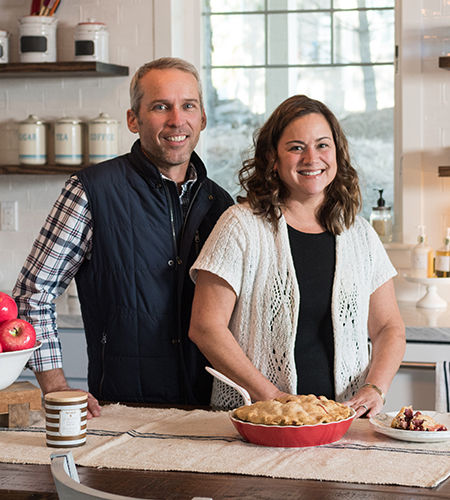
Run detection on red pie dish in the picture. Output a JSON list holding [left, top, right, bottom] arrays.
[[230, 408, 356, 448]]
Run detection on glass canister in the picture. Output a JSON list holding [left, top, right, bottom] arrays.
[[18, 16, 57, 63], [54, 117, 83, 165], [74, 19, 109, 63], [88, 112, 118, 164], [0, 30, 9, 63], [18, 114, 47, 165]]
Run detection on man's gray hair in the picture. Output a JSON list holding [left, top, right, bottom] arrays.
[[129, 57, 204, 114]]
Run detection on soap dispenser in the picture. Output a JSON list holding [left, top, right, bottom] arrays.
[[370, 189, 392, 243], [435, 227, 450, 277], [411, 225, 434, 278]]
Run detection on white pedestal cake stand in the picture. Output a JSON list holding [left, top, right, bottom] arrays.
[[403, 275, 450, 309]]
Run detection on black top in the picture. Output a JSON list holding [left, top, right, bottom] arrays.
[[287, 225, 336, 399]]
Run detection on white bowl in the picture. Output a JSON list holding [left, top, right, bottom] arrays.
[[0, 341, 41, 390]]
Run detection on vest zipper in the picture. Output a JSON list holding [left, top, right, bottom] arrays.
[[98, 331, 107, 397], [162, 181, 179, 261]]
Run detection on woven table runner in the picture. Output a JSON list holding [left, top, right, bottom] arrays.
[[1, 404, 449, 488]]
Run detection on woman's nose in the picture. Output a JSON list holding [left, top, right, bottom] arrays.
[[302, 147, 316, 164]]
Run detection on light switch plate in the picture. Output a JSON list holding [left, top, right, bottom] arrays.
[[1, 200, 18, 231]]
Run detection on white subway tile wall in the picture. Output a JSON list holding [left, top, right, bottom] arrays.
[[0, 0, 154, 292]]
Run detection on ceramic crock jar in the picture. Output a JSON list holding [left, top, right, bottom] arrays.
[[54, 117, 83, 165], [88, 112, 118, 164], [18, 114, 47, 165], [0, 30, 10, 63], [74, 19, 109, 62], [18, 15, 57, 63]]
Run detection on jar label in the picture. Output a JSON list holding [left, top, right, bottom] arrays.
[[412, 253, 427, 270], [435, 255, 450, 272], [59, 408, 81, 436]]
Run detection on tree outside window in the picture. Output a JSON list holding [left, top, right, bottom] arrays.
[[202, 0, 395, 220]]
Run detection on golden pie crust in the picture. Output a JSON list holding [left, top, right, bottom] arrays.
[[391, 406, 447, 432], [232, 394, 353, 426]]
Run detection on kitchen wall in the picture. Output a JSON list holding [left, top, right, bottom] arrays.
[[0, 0, 155, 292]]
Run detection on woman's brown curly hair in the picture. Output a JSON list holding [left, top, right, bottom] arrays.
[[237, 95, 361, 234]]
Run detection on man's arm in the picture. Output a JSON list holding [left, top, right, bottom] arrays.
[[36, 368, 101, 419], [13, 176, 100, 417]]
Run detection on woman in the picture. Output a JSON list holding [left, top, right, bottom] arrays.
[[189, 95, 405, 417]]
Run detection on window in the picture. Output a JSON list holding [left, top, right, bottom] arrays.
[[201, 0, 395, 219]]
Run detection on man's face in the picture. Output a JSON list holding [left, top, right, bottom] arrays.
[[127, 68, 206, 172]]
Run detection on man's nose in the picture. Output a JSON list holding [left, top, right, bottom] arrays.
[[167, 107, 183, 126]]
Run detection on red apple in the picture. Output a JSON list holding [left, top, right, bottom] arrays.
[[0, 292, 18, 323], [0, 318, 36, 352]]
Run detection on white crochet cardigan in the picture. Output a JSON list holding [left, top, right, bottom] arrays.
[[190, 203, 397, 410]]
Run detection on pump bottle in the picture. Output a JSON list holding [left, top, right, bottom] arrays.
[[369, 189, 392, 243], [411, 225, 434, 278], [435, 228, 450, 278]]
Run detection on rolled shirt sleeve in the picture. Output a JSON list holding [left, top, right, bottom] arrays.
[[12, 176, 92, 372]]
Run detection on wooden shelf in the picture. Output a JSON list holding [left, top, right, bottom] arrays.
[[0, 61, 129, 78], [0, 164, 86, 175], [438, 166, 450, 177], [439, 56, 450, 69]]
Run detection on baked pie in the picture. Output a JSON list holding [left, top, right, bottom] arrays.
[[232, 394, 353, 426], [391, 406, 448, 432]]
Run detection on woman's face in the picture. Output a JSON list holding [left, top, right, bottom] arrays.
[[274, 112, 337, 205]]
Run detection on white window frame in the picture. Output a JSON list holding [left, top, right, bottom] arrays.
[[155, 0, 412, 243]]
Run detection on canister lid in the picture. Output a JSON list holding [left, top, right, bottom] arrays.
[[77, 18, 107, 27], [45, 390, 87, 403], [89, 112, 117, 124], [19, 15, 58, 25], [0, 30, 9, 37], [56, 117, 82, 125], [20, 114, 45, 125]]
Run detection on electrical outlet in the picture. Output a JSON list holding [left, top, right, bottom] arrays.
[[1, 201, 18, 231]]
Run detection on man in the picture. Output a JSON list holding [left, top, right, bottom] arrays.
[[13, 58, 234, 417]]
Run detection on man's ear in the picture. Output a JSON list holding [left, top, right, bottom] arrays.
[[201, 110, 207, 131], [127, 109, 139, 134]]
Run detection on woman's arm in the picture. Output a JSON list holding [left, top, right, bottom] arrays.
[[346, 278, 406, 417], [189, 270, 287, 402]]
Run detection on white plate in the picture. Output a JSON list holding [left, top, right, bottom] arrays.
[[369, 411, 450, 443]]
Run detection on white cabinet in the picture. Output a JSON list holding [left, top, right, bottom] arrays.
[[385, 340, 449, 412]]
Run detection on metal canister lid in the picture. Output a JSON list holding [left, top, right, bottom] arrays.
[[77, 18, 107, 29], [89, 112, 117, 124], [55, 117, 82, 125], [20, 114, 45, 125], [45, 391, 87, 403]]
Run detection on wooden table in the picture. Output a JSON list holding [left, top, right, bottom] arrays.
[[0, 462, 449, 499]]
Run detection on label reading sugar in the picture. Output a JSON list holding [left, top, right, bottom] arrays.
[[59, 408, 81, 436]]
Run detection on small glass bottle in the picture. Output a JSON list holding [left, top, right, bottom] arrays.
[[370, 189, 392, 243], [411, 225, 434, 278], [435, 228, 450, 278]]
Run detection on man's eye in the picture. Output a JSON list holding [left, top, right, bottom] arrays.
[[184, 103, 195, 109], [153, 104, 167, 111]]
